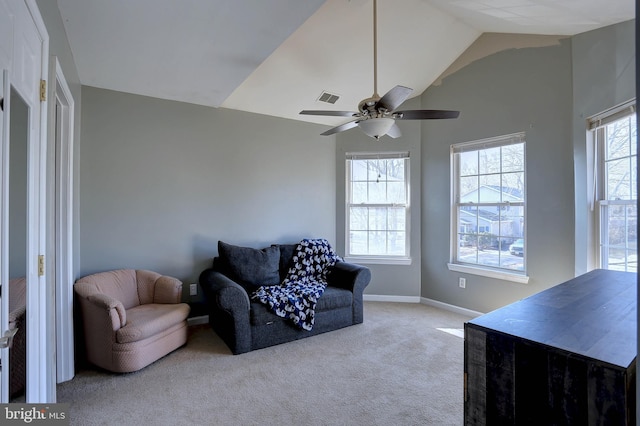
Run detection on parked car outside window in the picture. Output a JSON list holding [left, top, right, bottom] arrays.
[[509, 239, 524, 256]]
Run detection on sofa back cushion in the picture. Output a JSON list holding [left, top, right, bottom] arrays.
[[216, 241, 281, 290], [275, 244, 296, 282], [75, 269, 141, 310]]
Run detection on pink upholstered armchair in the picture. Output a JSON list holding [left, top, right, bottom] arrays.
[[74, 269, 190, 373]]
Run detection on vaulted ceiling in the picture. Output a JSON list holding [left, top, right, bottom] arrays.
[[58, 0, 635, 128]]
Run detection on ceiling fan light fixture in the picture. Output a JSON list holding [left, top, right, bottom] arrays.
[[358, 117, 395, 139]]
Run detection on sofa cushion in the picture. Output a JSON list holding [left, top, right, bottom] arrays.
[[116, 303, 190, 344], [250, 286, 352, 326], [218, 241, 281, 289]]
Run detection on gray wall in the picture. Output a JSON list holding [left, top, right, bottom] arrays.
[[336, 97, 423, 299], [420, 22, 635, 313], [571, 20, 636, 275], [420, 36, 576, 313], [80, 87, 335, 299]]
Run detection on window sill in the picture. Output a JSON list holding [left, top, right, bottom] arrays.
[[345, 256, 412, 266], [447, 263, 529, 284]]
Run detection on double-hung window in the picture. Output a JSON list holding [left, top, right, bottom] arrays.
[[590, 102, 637, 272], [449, 133, 527, 281], [346, 152, 410, 264]]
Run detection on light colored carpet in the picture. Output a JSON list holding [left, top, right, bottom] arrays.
[[57, 302, 473, 426]]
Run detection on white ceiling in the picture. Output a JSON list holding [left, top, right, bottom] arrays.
[[57, 0, 635, 127]]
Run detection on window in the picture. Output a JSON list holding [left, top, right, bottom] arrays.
[[591, 102, 637, 272], [450, 133, 526, 279], [346, 152, 410, 263]]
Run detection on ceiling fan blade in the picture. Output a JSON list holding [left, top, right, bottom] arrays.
[[320, 120, 359, 136], [386, 122, 402, 139], [377, 85, 413, 112], [394, 110, 460, 120], [300, 110, 359, 117]]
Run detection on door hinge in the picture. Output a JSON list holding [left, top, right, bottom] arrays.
[[38, 255, 45, 276], [40, 80, 46, 102]]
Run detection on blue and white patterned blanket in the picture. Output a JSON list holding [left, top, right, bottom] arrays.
[[251, 239, 342, 331]]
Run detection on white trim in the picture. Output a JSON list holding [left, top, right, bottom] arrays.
[[25, 0, 50, 403], [49, 57, 74, 383], [363, 294, 421, 303], [420, 297, 484, 318], [345, 256, 412, 266], [0, 68, 10, 403], [447, 262, 530, 284]]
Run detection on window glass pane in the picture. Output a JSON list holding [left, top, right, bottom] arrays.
[[388, 231, 406, 255], [631, 115, 637, 156], [349, 231, 368, 255], [352, 182, 367, 204], [501, 143, 524, 172], [606, 120, 631, 160], [368, 231, 387, 255], [368, 207, 387, 231], [607, 158, 632, 200], [453, 136, 526, 273], [388, 207, 406, 231], [368, 181, 387, 203], [460, 176, 479, 202], [479, 147, 500, 174], [479, 175, 500, 202], [501, 172, 524, 201], [368, 159, 386, 181], [351, 160, 368, 181], [632, 156, 637, 200], [349, 207, 368, 230], [387, 182, 405, 203], [347, 155, 408, 258], [460, 151, 478, 176], [386, 159, 405, 181]]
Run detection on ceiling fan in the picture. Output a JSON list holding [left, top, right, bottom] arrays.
[[300, 0, 459, 140]]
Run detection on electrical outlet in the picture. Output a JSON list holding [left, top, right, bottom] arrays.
[[189, 283, 198, 296], [459, 277, 466, 289]]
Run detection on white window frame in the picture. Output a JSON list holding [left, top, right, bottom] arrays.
[[448, 133, 529, 283], [345, 152, 411, 265], [589, 100, 637, 273]]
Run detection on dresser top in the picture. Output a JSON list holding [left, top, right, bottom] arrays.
[[468, 269, 637, 368]]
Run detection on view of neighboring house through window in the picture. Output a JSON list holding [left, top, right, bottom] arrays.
[[451, 133, 526, 274], [346, 152, 409, 261], [591, 103, 637, 272]]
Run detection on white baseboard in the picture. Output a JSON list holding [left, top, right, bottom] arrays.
[[363, 294, 421, 303], [187, 315, 209, 326], [420, 297, 484, 318]]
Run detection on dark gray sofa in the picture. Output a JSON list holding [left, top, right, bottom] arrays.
[[199, 242, 371, 354]]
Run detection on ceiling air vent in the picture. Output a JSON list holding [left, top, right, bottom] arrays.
[[317, 91, 340, 104]]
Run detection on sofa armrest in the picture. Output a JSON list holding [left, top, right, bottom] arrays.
[[199, 268, 252, 354], [85, 293, 127, 328], [327, 262, 371, 294], [154, 275, 183, 304], [199, 269, 250, 313], [327, 262, 371, 324]]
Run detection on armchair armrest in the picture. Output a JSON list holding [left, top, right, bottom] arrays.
[[85, 293, 127, 329], [153, 275, 183, 304]]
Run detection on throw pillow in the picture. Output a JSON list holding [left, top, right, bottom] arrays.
[[218, 241, 281, 288]]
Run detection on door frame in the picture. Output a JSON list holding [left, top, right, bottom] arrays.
[[46, 56, 74, 386], [24, 0, 51, 403]]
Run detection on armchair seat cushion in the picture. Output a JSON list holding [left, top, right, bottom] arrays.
[[117, 303, 190, 344]]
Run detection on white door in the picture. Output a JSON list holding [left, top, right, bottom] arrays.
[[0, 0, 50, 403]]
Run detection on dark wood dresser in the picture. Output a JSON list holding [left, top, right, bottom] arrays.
[[464, 269, 637, 425]]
